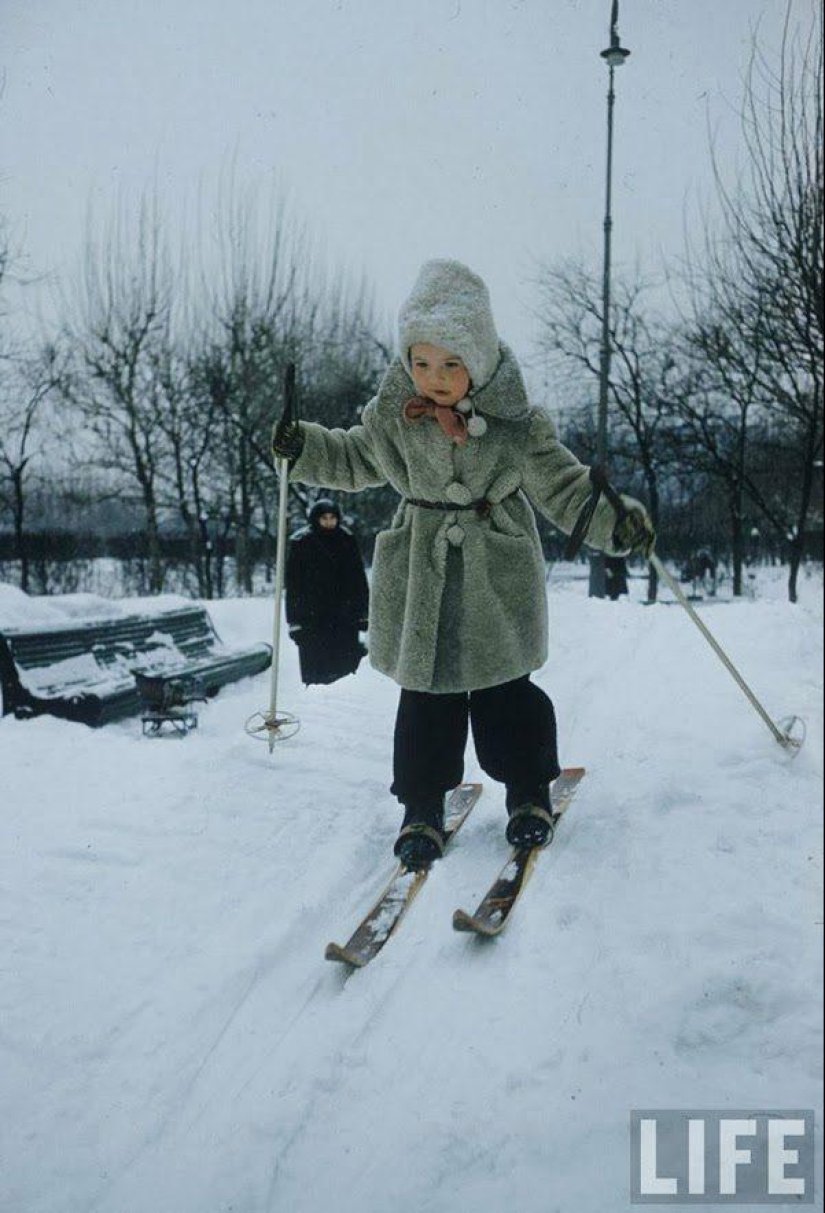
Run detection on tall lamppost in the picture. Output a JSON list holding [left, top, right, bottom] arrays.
[[589, 0, 631, 598]]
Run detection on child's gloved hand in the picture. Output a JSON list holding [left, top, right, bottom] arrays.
[[613, 498, 656, 559], [271, 416, 304, 463]]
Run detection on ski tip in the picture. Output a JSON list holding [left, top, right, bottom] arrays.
[[451, 909, 476, 933], [451, 909, 501, 937], [324, 942, 367, 968]]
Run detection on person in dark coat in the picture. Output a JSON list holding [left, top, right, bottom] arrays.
[[286, 499, 369, 686], [681, 549, 718, 597]]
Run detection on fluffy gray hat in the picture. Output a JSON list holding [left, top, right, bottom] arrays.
[[398, 259, 501, 392]]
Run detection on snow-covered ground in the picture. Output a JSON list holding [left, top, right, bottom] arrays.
[[1, 570, 822, 1213]]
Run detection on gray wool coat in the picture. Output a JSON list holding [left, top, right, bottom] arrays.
[[283, 345, 627, 694]]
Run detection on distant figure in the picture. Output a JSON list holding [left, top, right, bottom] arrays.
[[604, 555, 629, 601], [681, 549, 718, 597], [286, 499, 369, 686]]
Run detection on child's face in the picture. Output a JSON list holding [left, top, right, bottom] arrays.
[[318, 512, 338, 530], [410, 343, 471, 407]]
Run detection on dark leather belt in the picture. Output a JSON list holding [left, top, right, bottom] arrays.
[[406, 497, 492, 519]]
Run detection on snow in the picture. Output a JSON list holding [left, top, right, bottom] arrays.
[[16, 651, 121, 697], [1, 571, 822, 1213], [0, 583, 67, 628], [367, 871, 419, 945], [12, 631, 198, 699], [0, 585, 194, 632]]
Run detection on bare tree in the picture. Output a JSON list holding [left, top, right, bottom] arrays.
[[534, 261, 675, 599], [193, 183, 313, 593], [691, 4, 823, 601], [668, 290, 780, 595], [0, 348, 62, 591], [159, 336, 227, 597], [55, 196, 179, 592], [42, 174, 392, 597], [0, 209, 65, 592], [195, 183, 392, 590]]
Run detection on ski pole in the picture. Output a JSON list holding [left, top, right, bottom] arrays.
[[246, 362, 300, 748], [589, 467, 804, 754], [267, 381, 293, 743]]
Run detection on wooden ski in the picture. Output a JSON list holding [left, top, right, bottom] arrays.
[[325, 782, 482, 968], [452, 767, 585, 938]]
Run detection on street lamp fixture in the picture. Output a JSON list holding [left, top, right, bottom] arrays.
[[600, 44, 630, 69]]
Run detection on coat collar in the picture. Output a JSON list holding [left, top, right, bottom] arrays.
[[374, 342, 531, 423]]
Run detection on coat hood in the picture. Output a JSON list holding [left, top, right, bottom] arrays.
[[398, 259, 501, 392], [375, 341, 532, 424], [308, 498, 340, 524], [306, 499, 344, 536]]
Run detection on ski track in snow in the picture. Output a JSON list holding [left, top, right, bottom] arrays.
[[1, 570, 822, 1213]]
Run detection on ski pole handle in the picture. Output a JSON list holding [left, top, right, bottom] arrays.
[[565, 465, 626, 560], [590, 464, 627, 521], [283, 360, 298, 426]]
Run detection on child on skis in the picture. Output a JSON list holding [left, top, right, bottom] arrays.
[[273, 260, 654, 870]]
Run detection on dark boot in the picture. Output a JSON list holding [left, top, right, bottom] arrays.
[[505, 785, 554, 849], [394, 798, 446, 871]]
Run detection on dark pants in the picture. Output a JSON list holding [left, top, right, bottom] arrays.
[[391, 676, 560, 810]]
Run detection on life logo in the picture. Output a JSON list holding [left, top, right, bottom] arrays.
[[630, 1110, 816, 1204]]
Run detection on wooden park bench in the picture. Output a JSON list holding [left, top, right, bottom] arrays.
[[0, 605, 271, 727]]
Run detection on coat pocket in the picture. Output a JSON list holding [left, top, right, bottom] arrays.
[[481, 527, 545, 602], [369, 526, 412, 669], [486, 491, 533, 539], [373, 523, 412, 567]]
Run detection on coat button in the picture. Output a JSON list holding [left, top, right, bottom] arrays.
[[446, 524, 465, 547], [445, 481, 472, 506]]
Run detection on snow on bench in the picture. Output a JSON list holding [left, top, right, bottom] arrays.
[[0, 587, 271, 726]]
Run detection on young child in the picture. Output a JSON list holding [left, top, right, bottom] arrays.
[[273, 260, 654, 869]]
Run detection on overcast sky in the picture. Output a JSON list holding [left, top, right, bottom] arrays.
[[1, 0, 812, 358]]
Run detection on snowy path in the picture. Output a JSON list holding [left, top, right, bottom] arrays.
[[1, 575, 822, 1212]]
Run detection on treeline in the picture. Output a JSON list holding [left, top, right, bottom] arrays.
[[0, 13, 821, 603], [0, 183, 401, 600]]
